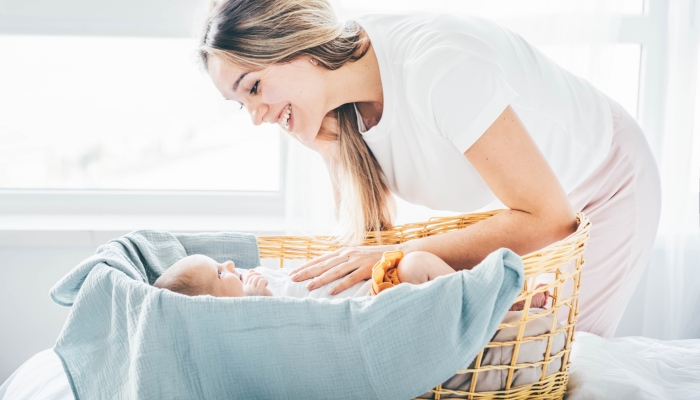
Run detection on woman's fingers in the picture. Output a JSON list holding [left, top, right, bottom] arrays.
[[327, 265, 372, 295], [290, 251, 338, 275], [303, 258, 355, 290], [292, 254, 350, 282]]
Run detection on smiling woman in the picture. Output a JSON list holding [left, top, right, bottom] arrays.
[[198, 0, 393, 245], [195, 0, 663, 341]]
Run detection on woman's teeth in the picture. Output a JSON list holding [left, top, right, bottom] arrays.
[[282, 105, 291, 128]]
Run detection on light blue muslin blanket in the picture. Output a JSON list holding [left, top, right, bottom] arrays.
[[50, 230, 524, 400]]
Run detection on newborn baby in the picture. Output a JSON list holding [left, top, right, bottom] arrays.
[[155, 251, 549, 308], [154, 251, 457, 300]]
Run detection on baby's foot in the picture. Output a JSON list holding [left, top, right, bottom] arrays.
[[509, 284, 550, 311]]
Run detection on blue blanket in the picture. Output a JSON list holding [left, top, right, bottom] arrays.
[[50, 230, 524, 400]]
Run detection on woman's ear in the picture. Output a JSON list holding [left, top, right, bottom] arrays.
[[309, 58, 319, 66]]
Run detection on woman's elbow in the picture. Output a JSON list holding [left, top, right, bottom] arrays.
[[548, 212, 578, 241]]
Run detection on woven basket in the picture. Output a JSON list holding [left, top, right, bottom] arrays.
[[257, 210, 591, 399]]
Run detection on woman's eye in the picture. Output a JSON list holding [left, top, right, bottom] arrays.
[[250, 80, 259, 95]]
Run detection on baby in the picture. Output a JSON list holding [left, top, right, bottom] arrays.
[[155, 251, 548, 309], [154, 251, 457, 299]]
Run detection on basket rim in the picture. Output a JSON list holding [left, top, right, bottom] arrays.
[[257, 211, 591, 274]]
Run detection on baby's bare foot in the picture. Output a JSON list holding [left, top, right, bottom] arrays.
[[509, 284, 550, 311]]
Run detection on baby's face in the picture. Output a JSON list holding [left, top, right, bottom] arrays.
[[167, 254, 245, 297]]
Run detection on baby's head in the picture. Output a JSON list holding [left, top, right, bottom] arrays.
[[154, 254, 245, 297]]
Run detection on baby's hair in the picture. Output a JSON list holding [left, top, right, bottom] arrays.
[[154, 270, 208, 296]]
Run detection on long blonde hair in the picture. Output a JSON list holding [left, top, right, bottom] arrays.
[[198, 0, 394, 245]]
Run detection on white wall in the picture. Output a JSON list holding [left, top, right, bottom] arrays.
[[0, 244, 96, 383]]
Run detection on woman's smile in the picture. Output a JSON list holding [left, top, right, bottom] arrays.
[[277, 104, 294, 131]]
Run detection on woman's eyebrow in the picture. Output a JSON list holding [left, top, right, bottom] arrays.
[[232, 72, 249, 92]]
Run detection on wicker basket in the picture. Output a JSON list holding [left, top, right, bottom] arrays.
[[257, 210, 591, 399]]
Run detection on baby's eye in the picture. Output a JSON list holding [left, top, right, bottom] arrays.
[[218, 270, 222, 279]]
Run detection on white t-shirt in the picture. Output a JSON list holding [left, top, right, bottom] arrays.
[[353, 13, 613, 212], [244, 267, 372, 299]]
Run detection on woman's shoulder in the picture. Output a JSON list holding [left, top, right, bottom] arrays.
[[356, 12, 505, 57]]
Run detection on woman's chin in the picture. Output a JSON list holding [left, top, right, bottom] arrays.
[[295, 129, 316, 143]]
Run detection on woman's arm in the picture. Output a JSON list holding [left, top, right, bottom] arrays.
[[292, 105, 577, 293], [399, 105, 577, 270]]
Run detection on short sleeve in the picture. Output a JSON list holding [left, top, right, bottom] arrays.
[[405, 46, 518, 154]]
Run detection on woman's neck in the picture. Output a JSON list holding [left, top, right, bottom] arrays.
[[326, 34, 384, 128]]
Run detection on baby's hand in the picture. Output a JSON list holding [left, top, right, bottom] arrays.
[[243, 270, 273, 297]]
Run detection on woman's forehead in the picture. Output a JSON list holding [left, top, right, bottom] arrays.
[[208, 56, 244, 84]]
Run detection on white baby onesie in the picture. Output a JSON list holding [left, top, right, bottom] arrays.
[[243, 267, 372, 300]]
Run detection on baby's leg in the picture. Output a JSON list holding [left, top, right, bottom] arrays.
[[397, 251, 456, 284]]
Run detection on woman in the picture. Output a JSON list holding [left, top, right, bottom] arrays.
[[198, 0, 661, 337]]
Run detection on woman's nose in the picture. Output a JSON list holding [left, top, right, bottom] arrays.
[[249, 103, 269, 126]]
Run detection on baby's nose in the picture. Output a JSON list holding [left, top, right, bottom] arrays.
[[224, 260, 236, 273]]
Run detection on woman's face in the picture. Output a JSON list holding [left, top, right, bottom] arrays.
[[208, 55, 329, 143]]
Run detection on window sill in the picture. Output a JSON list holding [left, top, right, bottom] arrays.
[[0, 214, 285, 247]]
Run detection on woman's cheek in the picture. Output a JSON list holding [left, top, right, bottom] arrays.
[[261, 84, 286, 104], [295, 110, 323, 143]]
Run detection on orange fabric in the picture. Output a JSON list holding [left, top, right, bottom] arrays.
[[371, 250, 404, 296]]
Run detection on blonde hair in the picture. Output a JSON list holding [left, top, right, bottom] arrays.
[[198, 0, 394, 245]]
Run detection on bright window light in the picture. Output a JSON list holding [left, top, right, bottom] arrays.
[[691, 46, 700, 193], [0, 35, 280, 191], [338, 0, 644, 17]]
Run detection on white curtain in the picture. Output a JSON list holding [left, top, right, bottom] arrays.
[[284, 0, 700, 339], [616, 0, 700, 340]]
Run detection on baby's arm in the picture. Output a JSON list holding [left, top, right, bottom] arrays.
[[243, 270, 273, 296], [396, 252, 549, 310], [396, 251, 456, 284]]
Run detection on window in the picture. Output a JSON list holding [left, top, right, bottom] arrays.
[[0, 36, 280, 192]]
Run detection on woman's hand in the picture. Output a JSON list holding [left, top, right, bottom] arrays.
[[243, 270, 273, 297], [290, 245, 397, 295]]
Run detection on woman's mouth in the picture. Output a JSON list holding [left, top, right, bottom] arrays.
[[278, 104, 293, 131]]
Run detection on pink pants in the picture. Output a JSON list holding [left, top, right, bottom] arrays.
[[566, 97, 661, 338]]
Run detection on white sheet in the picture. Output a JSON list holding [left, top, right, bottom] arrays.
[[3, 332, 699, 400], [566, 332, 700, 400], [0, 349, 73, 400]]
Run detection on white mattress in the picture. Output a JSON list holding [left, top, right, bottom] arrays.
[[0, 349, 73, 400], [2, 333, 699, 400], [566, 332, 700, 400]]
